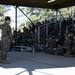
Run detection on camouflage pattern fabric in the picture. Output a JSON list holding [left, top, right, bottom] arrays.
[[1, 37, 11, 60], [0, 23, 12, 61]]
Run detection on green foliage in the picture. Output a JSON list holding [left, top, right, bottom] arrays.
[[17, 22, 25, 31], [18, 6, 75, 29], [0, 5, 10, 24]]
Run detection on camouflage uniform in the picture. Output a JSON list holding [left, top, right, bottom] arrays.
[[64, 39, 71, 56], [73, 40, 75, 54], [64, 39, 70, 51], [0, 23, 12, 61]]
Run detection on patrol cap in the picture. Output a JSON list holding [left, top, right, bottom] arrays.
[[5, 16, 11, 21]]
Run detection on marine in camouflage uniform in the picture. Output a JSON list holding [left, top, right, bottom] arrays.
[[72, 36, 75, 55], [64, 36, 71, 56], [0, 16, 12, 64]]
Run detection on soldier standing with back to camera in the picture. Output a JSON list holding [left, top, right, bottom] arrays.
[[0, 16, 12, 64]]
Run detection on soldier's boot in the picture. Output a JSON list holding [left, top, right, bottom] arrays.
[[1, 60, 10, 64]]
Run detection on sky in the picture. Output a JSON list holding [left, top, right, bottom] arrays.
[[4, 6, 27, 29]]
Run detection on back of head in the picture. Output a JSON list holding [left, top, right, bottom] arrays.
[[5, 16, 11, 21], [5, 16, 11, 24]]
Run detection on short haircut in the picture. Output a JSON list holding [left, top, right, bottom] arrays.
[[5, 16, 11, 21]]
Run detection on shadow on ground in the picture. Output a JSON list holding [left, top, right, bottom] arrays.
[[0, 51, 75, 75]]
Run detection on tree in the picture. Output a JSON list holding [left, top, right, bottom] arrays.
[[18, 6, 75, 30], [18, 7, 52, 29], [0, 5, 10, 24]]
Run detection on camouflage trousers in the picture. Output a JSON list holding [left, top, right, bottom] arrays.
[[1, 37, 11, 61]]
